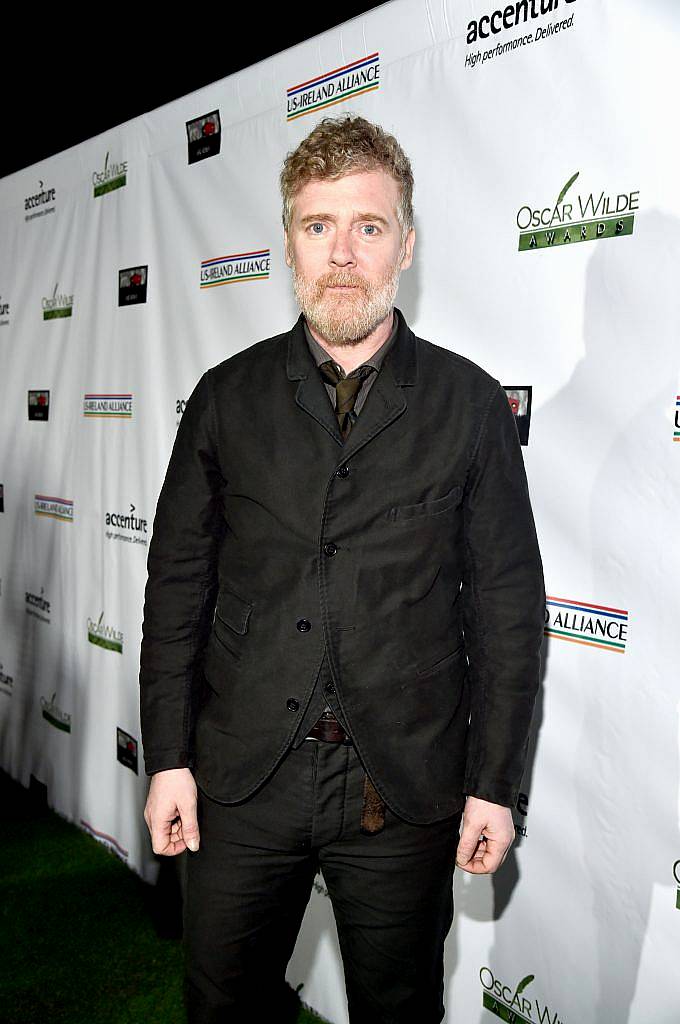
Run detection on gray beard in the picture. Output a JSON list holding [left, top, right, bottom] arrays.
[[291, 263, 401, 347]]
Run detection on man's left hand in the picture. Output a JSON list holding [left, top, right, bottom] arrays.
[[455, 796, 515, 874]]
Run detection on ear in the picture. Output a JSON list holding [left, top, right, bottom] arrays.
[[284, 230, 293, 269], [399, 227, 416, 271]]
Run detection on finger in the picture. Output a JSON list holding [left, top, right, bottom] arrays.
[[459, 836, 511, 874], [456, 821, 485, 866], [151, 813, 183, 856], [150, 813, 191, 856], [177, 799, 200, 853]]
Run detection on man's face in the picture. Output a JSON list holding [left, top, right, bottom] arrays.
[[284, 168, 415, 346]]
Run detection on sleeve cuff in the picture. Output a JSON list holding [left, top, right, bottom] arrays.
[[463, 778, 519, 809], [143, 750, 194, 776]]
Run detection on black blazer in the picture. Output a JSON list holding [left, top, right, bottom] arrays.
[[139, 308, 545, 824]]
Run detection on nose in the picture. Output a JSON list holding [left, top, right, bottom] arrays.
[[329, 226, 356, 268]]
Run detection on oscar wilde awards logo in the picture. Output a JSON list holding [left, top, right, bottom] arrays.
[[480, 967, 565, 1024], [24, 179, 57, 221], [28, 390, 50, 421], [200, 249, 271, 288], [118, 266, 148, 306], [41, 692, 71, 733], [286, 53, 380, 122], [92, 152, 128, 197], [42, 282, 73, 320], [673, 861, 680, 910], [516, 172, 639, 251], [465, 0, 577, 69], [186, 110, 221, 164], [83, 394, 133, 418], [87, 611, 123, 654], [34, 494, 73, 523], [504, 386, 532, 445], [544, 595, 628, 653], [673, 395, 680, 442]]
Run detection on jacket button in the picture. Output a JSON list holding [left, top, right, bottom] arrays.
[[296, 619, 311, 632], [323, 542, 337, 556], [287, 698, 300, 712], [336, 465, 350, 478]]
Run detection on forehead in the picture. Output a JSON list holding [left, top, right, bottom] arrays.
[[291, 169, 401, 220]]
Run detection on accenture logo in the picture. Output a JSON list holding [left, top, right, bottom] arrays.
[[465, 0, 576, 67], [467, 0, 576, 43], [25, 180, 57, 221]]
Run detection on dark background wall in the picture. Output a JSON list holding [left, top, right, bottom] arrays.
[[1, 5, 385, 180]]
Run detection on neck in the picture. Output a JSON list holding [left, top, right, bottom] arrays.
[[307, 309, 394, 374]]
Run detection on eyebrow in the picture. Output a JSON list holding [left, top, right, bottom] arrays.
[[298, 212, 391, 227]]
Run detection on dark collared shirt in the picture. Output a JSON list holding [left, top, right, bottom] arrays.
[[302, 310, 399, 425], [293, 310, 400, 746]]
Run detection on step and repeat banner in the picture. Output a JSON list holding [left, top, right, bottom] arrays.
[[0, 0, 678, 1019]]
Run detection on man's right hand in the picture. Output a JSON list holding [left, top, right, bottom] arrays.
[[144, 767, 200, 856]]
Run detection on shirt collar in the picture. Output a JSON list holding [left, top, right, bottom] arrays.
[[303, 309, 400, 377]]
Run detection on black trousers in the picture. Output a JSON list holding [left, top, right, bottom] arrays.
[[183, 740, 462, 1024]]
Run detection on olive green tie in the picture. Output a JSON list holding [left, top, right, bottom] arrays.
[[317, 357, 386, 834], [318, 360, 374, 439]]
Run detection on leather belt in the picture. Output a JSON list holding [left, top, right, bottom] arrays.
[[305, 711, 351, 745]]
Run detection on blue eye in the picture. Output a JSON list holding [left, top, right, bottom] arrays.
[[310, 223, 324, 234], [362, 224, 378, 235]]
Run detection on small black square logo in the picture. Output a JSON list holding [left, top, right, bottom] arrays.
[[28, 390, 50, 420], [504, 386, 532, 446], [118, 266, 148, 306], [117, 728, 138, 773], [186, 110, 221, 164]]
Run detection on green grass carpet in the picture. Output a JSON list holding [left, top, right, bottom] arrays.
[[1, 771, 325, 1024]]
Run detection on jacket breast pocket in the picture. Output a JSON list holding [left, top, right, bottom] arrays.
[[212, 586, 253, 661], [388, 484, 463, 525]]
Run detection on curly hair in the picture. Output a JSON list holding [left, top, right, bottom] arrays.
[[280, 114, 414, 237]]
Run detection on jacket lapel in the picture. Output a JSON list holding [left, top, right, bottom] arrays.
[[286, 307, 418, 458]]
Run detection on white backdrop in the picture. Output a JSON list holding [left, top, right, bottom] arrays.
[[1, 1, 678, 1020]]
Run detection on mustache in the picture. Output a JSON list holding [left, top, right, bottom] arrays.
[[315, 271, 369, 292]]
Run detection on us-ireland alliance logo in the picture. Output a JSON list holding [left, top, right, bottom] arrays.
[[544, 595, 628, 653], [286, 53, 380, 121], [516, 171, 638, 251], [200, 249, 270, 287]]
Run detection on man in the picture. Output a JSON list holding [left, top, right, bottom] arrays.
[[140, 115, 545, 1023]]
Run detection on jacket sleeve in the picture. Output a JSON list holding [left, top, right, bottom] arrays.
[[139, 369, 225, 776], [461, 381, 545, 808]]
